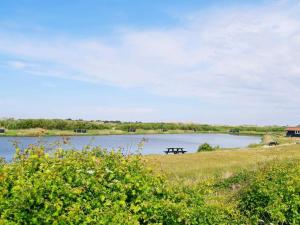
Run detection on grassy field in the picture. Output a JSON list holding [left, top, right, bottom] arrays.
[[146, 143, 300, 184]]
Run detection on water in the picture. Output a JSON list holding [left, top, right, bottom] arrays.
[[0, 133, 261, 160]]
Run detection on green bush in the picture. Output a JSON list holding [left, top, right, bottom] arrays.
[[197, 143, 215, 152], [238, 160, 300, 224], [0, 145, 236, 224], [213, 169, 253, 190]]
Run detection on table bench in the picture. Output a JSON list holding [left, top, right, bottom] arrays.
[[164, 147, 187, 154]]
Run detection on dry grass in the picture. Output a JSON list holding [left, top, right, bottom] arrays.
[[262, 133, 299, 145], [145, 144, 300, 183]]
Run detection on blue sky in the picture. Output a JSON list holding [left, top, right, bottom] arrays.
[[0, 0, 299, 125]]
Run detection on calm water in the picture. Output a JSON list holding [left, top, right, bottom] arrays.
[[0, 134, 261, 160]]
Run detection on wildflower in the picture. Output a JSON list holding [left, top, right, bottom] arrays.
[[105, 168, 113, 173], [87, 170, 95, 175]]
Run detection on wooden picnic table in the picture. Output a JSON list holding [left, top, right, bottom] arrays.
[[164, 147, 187, 154]]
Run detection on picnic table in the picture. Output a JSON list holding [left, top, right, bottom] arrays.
[[164, 147, 187, 154]]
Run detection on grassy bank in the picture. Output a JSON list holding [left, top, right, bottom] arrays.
[[146, 143, 300, 183], [145, 143, 300, 224], [0, 118, 285, 137], [0, 128, 277, 137]]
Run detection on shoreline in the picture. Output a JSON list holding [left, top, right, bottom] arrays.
[[0, 129, 266, 138]]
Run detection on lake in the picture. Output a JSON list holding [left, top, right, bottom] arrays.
[[0, 133, 261, 160]]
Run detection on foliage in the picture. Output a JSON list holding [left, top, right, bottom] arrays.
[[0, 157, 5, 166], [213, 169, 253, 190], [197, 143, 215, 152], [2, 143, 300, 224], [0, 145, 236, 224], [238, 160, 300, 224], [0, 118, 285, 134], [0, 119, 111, 130]]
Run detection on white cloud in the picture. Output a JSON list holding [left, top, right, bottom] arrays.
[[6, 60, 27, 69], [1, 0, 300, 116]]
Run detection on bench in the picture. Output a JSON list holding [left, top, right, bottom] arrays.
[[164, 147, 187, 154]]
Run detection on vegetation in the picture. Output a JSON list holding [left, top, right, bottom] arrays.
[[239, 160, 300, 224], [148, 144, 300, 224], [1, 143, 300, 224], [0, 118, 285, 136], [197, 143, 216, 152], [229, 128, 240, 134], [0, 145, 239, 224], [146, 144, 300, 183]]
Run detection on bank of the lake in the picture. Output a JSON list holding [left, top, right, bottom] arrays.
[[0, 119, 285, 137], [0, 128, 270, 137], [146, 143, 300, 183]]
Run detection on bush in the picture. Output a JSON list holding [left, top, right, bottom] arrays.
[[0, 145, 236, 224], [213, 169, 253, 190], [238, 160, 300, 224], [197, 143, 215, 152]]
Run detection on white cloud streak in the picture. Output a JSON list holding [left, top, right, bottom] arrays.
[[1, 0, 300, 119]]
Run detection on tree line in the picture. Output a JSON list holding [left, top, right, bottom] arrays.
[[0, 119, 285, 133]]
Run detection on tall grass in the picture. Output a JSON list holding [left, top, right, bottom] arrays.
[[146, 144, 300, 183]]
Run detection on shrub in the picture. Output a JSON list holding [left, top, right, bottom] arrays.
[[197, 143, 215, 152], [0, 145, 236, 224], [213, 169, 254, 190], [238, 160, 300, 224]]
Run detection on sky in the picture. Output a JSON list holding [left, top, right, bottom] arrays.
[[0, 0, 299, 125]]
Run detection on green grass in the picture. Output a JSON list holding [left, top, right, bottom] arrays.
[[146, 143, 300, 184]]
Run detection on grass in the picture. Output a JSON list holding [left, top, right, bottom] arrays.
[[145, 143, 300, 184]]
